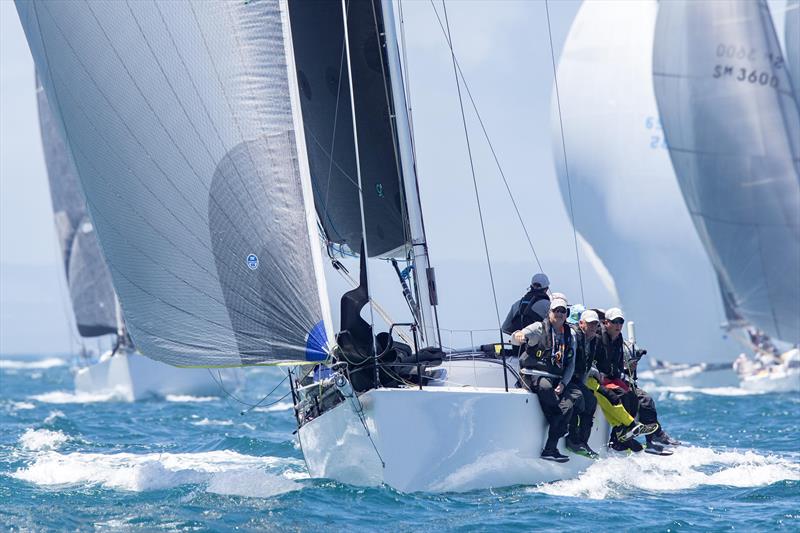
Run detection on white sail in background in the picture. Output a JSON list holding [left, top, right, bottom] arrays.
[[36, 77, 117, 338], [17, 0, 332, 366], [552, 0, 737, 360], [786, 0, 800, 107], [653, 0, 800, 343]]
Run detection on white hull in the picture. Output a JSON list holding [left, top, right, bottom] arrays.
[[74, 350, 242, 401], [298, 358, 609, 492], [739, 368, 800, 393]]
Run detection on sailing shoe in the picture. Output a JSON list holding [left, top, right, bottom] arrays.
[[541, 448, 570, 463], [567, 441, 599, 459], [648, 429, 681, 446], [617, 422, 659, 442], [611, 437, 643, 453]]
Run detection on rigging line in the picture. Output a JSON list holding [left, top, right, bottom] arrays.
[[544, 0, 585, 304], [440, 0, 503, 331], [427, 1, 543, 272]]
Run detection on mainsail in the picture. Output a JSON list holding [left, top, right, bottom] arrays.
[[17, 0, 333, 366], [653, 0, 800, 343], [36, 77, 117, 338], [787, 0, 800, 107]]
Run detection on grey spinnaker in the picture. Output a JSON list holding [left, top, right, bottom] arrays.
[[288, 0, 409, 257], [653, 0, 800, 342], [17, 0, 332, 366], [787, 0, 800, 107], [36, 77, 117, 338]]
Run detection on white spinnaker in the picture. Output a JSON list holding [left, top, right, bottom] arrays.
[[653, 0, 800, 343], [17, 0, 332, 366], [552, 0, 738, 360]]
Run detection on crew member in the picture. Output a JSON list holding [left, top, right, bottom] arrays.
[[512, 297, 579, 462], [502, 273, 551, 335]]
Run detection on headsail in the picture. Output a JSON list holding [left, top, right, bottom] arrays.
[[653, 0, 800, 343], [17, 0, 332, 366], [36, 77, 117, 338]]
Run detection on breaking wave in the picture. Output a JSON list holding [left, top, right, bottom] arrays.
[[253, 401, 293, 413], [19, 429, 70, 451], [30, 391, 122, 404], [12, 450, 305, 498], [0, 357, 67, 370], [646, 385, 766, 398], [165, 395, 219, 403], [531, 446, 800, 499]]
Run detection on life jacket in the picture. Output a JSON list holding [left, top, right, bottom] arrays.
[[501, 289, 549, 334], [572, 327, 599, 382], [520, 319, 574, 377], [597, 328, 624, 379]]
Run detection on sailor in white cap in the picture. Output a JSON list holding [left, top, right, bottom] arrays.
[[511, 296, 581, 463], [501, 272, 551, 335]]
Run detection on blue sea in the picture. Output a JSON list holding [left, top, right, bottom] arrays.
[[1, 354, 798, 532]]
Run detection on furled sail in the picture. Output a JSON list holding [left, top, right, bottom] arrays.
[[36, 77, 117, 338], [653, 0, 800, 343], [17, 0, 333, 366], [551, 0, 738, 361], [288, 0, 409, 258]]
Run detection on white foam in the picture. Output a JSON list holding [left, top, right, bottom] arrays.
[[531, 446, 800, 499], [30, 391, 121, 404], [11, 401, 36, 410], [0, 357, 67, 370], [191, 418, 234, 427], [12, 450, 305, 496], [253, 401, 293, 413], [165, 395, 218, 403], [648, 385, 765, 397], [44, 410, 66, 423], [19, 429, 70, 451]]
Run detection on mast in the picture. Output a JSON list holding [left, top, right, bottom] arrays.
[[381, 0, 440, 347]]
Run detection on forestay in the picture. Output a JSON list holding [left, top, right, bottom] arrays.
[[17, 0, 332, 366], [36, 77, 117, 338], [653, 0, 800, 343]]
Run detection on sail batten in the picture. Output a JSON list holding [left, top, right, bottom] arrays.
[[18, 0, 331, 366]]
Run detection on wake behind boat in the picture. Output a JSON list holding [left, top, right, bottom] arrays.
[[639, 358, 739, 389]]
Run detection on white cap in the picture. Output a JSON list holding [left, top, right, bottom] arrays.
[[551, 292, 567, 303], [581, 309, 600, 323], [531, 273, 550, 289], [606, 307, 625, 321], [550, 297, 569, 310]]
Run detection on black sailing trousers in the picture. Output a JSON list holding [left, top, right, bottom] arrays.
[[523, 374, 581, 451]]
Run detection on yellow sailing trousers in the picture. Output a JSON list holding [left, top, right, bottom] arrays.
[[586, 376, 634, 428]]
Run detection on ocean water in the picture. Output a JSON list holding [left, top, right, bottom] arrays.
[[1, 355, 798, 532]]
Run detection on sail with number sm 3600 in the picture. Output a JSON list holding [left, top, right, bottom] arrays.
[[653, 0, 800, 343], [36, 75, 118, 339], [17, 0, 338, 367]]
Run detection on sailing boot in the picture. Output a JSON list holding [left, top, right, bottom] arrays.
[[617, 422, 658, 442], [541, 434, 569, 463], [648, 428, 681, 446], [541, 448, 570, 463], [567, 440, 599, 459]]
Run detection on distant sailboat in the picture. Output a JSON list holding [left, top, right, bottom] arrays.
[[653, 0, 800, 392], [17, 0, 609, 491], [35, 76, 240, 401], [551, 0, 740, 380]]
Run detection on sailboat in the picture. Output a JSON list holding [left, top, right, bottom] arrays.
[[652, 0, 800, 393], [16, 0, 609, 492], [550, 0, 740, 388], [35, 74, 241, 401]]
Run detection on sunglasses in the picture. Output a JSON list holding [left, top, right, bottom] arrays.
[[551, 307, 567, 314], [608, 318, 624, 325]]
